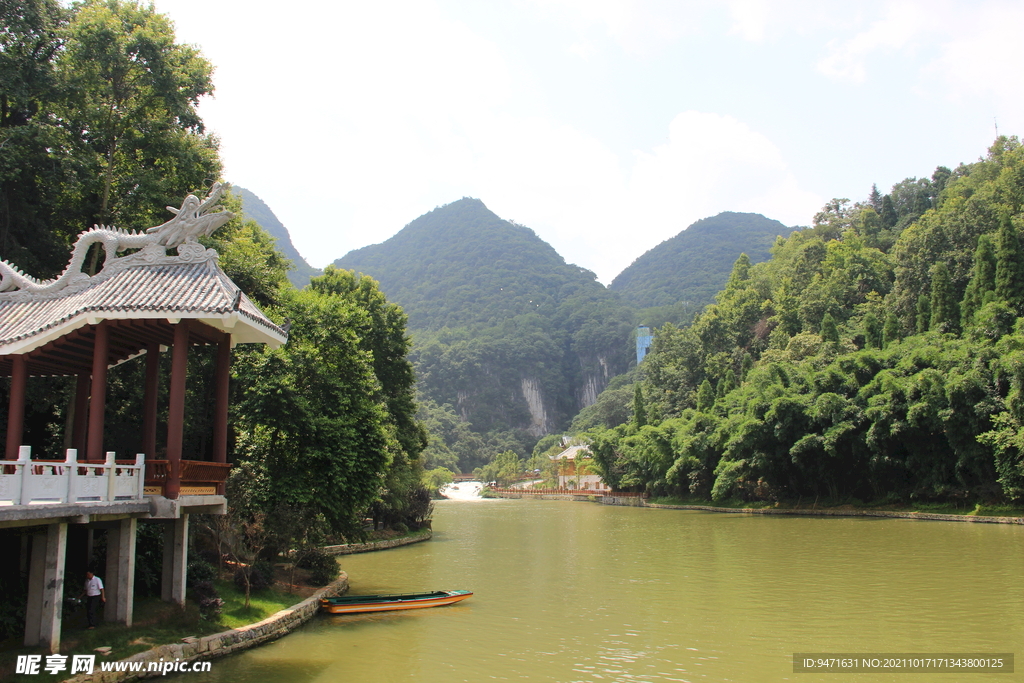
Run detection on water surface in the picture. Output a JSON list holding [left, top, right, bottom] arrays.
[[185, 499, 1024, 682]]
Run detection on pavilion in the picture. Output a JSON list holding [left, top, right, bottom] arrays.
[[0, 184, 286, 652]]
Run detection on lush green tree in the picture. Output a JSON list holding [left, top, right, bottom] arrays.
[[820, 312, 840, 343], [961, 234, 997, 326], [696, 380, 714, 413], [632, 385, 647, 428], [0, 0, 220, 278], [995, 216, 1024, 312], [916, 294, 930, 333], [929, 262, 957, 332], [231, 285, 394, 537], [882, 311, 900, 347], [58, 0, 218, 224]]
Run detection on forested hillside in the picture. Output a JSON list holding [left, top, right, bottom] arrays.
[[610, 211, 791, 313], [334, 198, 636, 469], [587, 138, 1024, 506], [234, 186, 321, 288]]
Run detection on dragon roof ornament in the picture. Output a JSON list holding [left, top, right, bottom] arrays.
[[0, 184, 234, 299]]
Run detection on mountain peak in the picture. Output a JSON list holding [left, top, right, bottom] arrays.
[[609, 211, 793, 309]]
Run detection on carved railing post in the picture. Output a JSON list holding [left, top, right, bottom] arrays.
[[66, 449, 78, 503]]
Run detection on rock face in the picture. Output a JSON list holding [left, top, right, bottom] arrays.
[[520, 378, 550, 437]]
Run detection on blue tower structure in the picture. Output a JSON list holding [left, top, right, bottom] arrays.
[[636, 326, 653, 364]]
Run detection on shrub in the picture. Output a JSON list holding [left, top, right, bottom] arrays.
[[233, 561, 274, 593], [187, 559, 217, 588], [301, 549, 339, 586], [191, 581, 223, 620]]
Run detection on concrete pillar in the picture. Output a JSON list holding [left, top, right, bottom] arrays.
[[104, 519, 137, 625], [87, 321, 109, 460], [160, 515, 189, 606], [5, 354, 27, 460], [24, 523, 67, 652], [142, 343, 160, 459]]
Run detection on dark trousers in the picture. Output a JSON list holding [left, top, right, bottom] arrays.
[[86, 595, 101, 627]]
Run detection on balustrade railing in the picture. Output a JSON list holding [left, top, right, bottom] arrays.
[[0, 446, 145, 505]]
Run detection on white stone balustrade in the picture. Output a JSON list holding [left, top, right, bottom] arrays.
[[0, 447, 145, 505]]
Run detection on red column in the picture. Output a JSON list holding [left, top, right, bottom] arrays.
[[213, 333, 231, 464], [142, 343, 160, 459], [5, 355, 27, 460], [72, 374, 90, 456], [165, 321, 189, 499], [86, 322, 109, 461]]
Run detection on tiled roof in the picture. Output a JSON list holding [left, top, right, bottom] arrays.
[[0, 259, 286, 354]]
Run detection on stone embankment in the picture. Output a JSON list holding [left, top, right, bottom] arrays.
[[323, 529, 432, 555], [644, 502, 1024, 525], [491, 490, 1024, 525], [68, 573, 349, 683]]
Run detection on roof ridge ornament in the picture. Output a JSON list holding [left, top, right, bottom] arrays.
[[0, 184, 234, 297]]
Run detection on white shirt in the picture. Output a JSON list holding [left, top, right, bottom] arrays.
[[85, 575, 104, 597]]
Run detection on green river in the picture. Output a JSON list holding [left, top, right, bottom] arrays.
[[186, 498, 1024, 682]]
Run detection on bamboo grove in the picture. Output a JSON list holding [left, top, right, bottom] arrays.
[[588, 138, 1024, 505]]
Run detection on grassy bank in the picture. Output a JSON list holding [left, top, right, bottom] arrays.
[[2, 576, 317, 682]]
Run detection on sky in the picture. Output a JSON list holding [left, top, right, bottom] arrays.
[[151, 0, 1023, 284]]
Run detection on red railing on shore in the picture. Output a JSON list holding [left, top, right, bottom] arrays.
[[145, 459, 231, 496], [489, 487, 645, 498]]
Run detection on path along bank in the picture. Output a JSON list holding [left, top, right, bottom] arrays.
[[65, 531, 432, 683], [490, 490, 1024, 525]]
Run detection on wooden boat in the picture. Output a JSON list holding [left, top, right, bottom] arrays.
[[320, 590, 473, 614]]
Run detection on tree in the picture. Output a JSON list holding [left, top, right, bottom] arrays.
[[632, 385, 647, 428], [916, 294, 931, 334], [882, 311, 900, 347], [868, 184, 882, 212], [880, 195, 898, 229], [863, 311, 882, 349], [820, 312, 839, 343], [0, 0, 220, 278], [929, 262, 957, 332], [696, 379, 715, 413], [995, 217, 1024, 312], [961, 234, 997, 326], [59, 0, 219, 224], [231, 285, 395, 537]]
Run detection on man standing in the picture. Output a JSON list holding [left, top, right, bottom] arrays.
[[80, 570, 105, 629]]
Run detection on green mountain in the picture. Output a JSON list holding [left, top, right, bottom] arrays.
[[234, 186, 320, 288], [610, 212, 793, 309], [334, 198, 635, 459]]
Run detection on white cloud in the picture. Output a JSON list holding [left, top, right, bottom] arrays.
[[725, 0, 771, 42], [524, 0, 702, 57], [619, 112, 819, 272], [817, 1, 930, 82], [926, 2, 1024, 126]]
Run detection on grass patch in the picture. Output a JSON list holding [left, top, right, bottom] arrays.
[[214, 579, 306, 629]]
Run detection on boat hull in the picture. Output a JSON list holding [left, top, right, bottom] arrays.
[[320, 590, 473, 614]]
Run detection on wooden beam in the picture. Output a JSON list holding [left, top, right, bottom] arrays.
[[86, 321, 109, 460]]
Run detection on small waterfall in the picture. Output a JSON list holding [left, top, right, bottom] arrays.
[[440, 481, 485, 500]]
